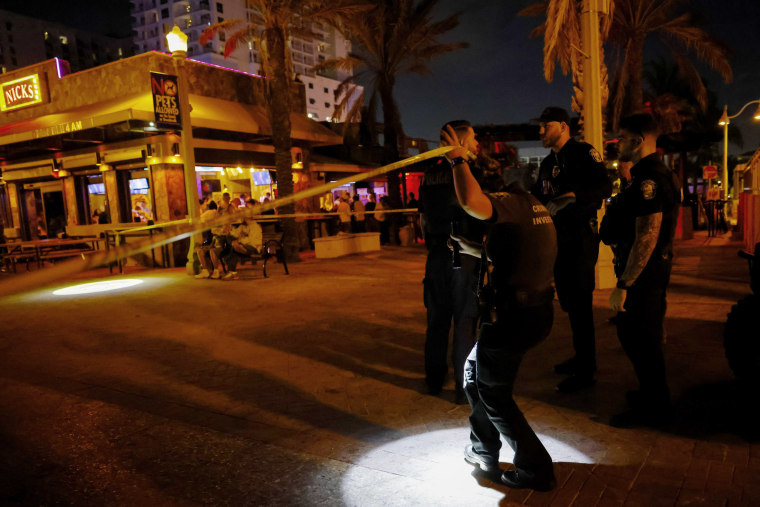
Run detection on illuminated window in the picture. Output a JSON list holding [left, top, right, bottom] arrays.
[[44, 31, 49, 40], [118, 47, 123, 57], [60, 35, 68, 45]]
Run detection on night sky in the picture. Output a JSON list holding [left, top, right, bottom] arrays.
[[3, 0, 760, 155]]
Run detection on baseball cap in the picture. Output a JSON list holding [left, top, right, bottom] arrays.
[[537, 107, 570, 125]]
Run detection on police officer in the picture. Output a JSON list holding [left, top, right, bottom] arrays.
[[531, 107, 612, 393], [441, 125, 558, 491], [418, 120, 485, 403], [607, 113, 681, 428]]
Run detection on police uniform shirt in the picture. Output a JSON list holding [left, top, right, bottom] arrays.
[[418, 158, 459, 247], [419, 157, 487, 249], [616, 153, 681, 287], [531, 138, 611, 233], [485, 185, 558, 294]]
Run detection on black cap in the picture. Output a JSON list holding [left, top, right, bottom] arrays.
[[537, 107, 570, 125]]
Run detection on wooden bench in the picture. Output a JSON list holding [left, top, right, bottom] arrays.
[[3, 251, 38, 272], [231, 231, 289, 278], [40, 248, 99, 263]]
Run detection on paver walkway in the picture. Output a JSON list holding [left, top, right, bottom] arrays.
[[0, 231, 757, 505]]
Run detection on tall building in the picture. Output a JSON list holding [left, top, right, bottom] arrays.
[[130, 0, 361, 122], [0, 9, 134, 74]]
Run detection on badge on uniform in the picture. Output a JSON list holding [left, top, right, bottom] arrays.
[[640, 180, 657, 200], [551, 165, 561, 178], [590, 148, 603, 163]]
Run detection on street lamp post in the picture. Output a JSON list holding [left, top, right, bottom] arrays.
[[718, 99, 760, 201], [166, 25, 200, 275]]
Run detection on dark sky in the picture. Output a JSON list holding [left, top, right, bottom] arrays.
[[3, 0, 760, 155], [393, 0, 760, 156]]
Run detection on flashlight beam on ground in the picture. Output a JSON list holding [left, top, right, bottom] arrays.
[[0, 146, 453, 299]]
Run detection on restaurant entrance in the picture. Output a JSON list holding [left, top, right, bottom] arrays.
[[19, 181, 65, 240]]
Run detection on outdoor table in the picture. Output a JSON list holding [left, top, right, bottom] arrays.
[[0, 238, 101, 271]]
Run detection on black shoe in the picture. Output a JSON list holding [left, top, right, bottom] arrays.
[[609, 408, 671, 429], [553, 357, 577, 375], [463, 445, 500, 475], [500, 470, 556, 492], [555, 374, 595, 394]]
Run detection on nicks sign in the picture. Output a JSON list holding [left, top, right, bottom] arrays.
[[151, 72, 181, 127], [1, 74, 44, 112]]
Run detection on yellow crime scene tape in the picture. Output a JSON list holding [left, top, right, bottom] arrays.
[[0, 146, 453, 299]]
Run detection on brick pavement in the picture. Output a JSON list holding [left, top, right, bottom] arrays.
[[0, 231, 757, 506]]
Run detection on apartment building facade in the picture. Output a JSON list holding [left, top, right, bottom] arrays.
[[130, 0, 361, 122], [0, 9, 134, 74]]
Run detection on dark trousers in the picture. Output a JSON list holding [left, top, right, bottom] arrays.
[[464, 300, 554, 481], [555, 227, 600, 374], [616, 282, 671, 409], [423, 249, 479, 392], [379, 220, 389, 244]]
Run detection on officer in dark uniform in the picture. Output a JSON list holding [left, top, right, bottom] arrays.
[[531, 107, 612, 393], [418, 120, 486, 403], [441, 125, 558, 491], [607, 113, 681, 428]]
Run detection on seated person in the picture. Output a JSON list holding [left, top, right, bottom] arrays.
[[222, 217, 263, 280], [195, 201, 231, 279]]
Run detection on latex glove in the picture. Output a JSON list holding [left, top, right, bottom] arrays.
[[449, 234, 483, 259], [546, 193, 576, 216], [609, 287, 627, 312]]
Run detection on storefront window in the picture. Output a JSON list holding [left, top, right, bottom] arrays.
[[117, 168, 154, 223], [74, 173, 108, 225], [85, 174, 108, 224]]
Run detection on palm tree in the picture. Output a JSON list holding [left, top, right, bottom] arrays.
[[315, 0, 468, 207], [519, 0, 614, 136], [606, 0, 733, 132], [200, 0, 367, 260]]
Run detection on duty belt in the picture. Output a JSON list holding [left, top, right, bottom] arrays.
[[495, 286, 555, 308]]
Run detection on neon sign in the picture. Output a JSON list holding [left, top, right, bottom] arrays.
[[1, 74, 43, 112]]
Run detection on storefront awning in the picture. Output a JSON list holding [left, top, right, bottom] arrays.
[[0, 93, 342, 147]]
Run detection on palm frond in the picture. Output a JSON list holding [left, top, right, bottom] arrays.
[[518, 2, 548, 17], [658, 25, 733, 82], [199, 19, 249, 46]]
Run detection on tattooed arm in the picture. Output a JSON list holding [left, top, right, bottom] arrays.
[[619, 212, 662, 287]]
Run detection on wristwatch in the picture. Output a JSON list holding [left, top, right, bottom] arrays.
[[449, 156, 468, 166]]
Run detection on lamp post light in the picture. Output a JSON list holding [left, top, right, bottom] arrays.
[[166, 25, 201, 275], [719, 99, 760, 201]]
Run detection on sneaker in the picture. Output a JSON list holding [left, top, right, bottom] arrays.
[[194, 269, 210, 279], [500, 470, 556, 492], [463, 445, 500, 475], [209, 271, 222, 279], [556, 374, 596, 394], [222, 271, 238, 281]]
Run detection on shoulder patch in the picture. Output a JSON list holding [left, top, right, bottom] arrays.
[[590, 148, 603, 163], [551, 165, 561, 178], [640, 180, 657, 200]]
